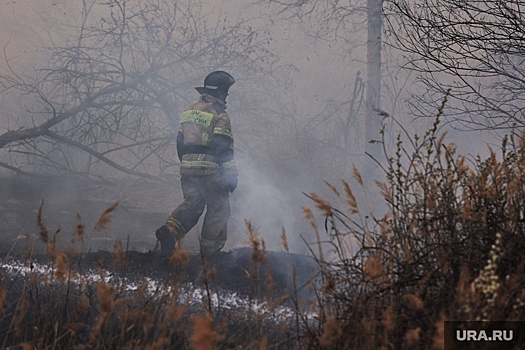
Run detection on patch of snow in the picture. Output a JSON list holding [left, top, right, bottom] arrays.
[[1, 259, 315, 322]]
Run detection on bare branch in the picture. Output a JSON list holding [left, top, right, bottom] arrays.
[[44, 130, 159, 181]]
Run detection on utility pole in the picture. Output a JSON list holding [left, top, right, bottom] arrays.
[[365, 0, 383, 178]]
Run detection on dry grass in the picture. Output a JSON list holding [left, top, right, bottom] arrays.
[[189, 311, 223, 350], [293, 91, 525, 348], [0, 204, 298, 349], [3, 92, 525, 348], [94, 202, 119, 231]]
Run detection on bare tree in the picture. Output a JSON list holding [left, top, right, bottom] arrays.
[[384, 0, 525, 131], [0, 0, 279, 181]]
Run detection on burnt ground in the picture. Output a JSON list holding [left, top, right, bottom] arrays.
[[1, 247, 318, 302], [0, 175, 319, 302], [0, 246, 319, 348], [0, 175, 320, 347]]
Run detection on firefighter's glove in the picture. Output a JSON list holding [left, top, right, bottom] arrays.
[[220, 168, 238, 193], [226, 174, 238, 192]]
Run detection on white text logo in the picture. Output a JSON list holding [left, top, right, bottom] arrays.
[[456, 330, 513, 342]]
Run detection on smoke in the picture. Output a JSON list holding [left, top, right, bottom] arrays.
[[0, 0, 507, 259], [227, 156, 313, 254]]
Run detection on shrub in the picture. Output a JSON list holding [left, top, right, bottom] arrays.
[[299, 91, 525, 349]]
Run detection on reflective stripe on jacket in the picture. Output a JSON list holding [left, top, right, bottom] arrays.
[[177, 94, 237, 176]]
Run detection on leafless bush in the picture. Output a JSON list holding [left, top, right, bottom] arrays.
[[297, 91, 525, 349]]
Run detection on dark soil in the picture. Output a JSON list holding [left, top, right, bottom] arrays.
[[0, 247, 317, 348], [0, 175, 318, 347], [0, 175, 319, 302]]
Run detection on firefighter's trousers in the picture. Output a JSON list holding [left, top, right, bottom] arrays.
[[168, 173, 230, 253]]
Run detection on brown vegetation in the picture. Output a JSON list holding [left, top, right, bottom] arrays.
[[296, 92, 525, 349], [3, 94, 525, 348], [0, 204, 304, 349]]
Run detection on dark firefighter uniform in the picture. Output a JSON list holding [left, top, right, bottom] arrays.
[[156, 71, 238, 257]]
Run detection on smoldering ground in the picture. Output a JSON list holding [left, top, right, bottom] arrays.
[[0, 158, 319, 255], [0, 172, 320, 348]]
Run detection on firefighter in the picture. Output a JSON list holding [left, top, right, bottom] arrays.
[[155, 71, 238, 257]]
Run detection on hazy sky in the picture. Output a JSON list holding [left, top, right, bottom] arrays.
[[0, 0, 363, 117]]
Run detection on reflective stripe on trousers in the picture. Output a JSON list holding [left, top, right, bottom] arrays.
[[169, 173, 229, 253]]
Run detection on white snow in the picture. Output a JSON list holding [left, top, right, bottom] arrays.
[[0, 259, 313, 322]]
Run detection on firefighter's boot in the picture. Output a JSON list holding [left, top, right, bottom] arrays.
[[155, 225, 176, 257]]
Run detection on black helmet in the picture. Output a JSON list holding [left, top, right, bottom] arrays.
[[195, 71, 235, 102]]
